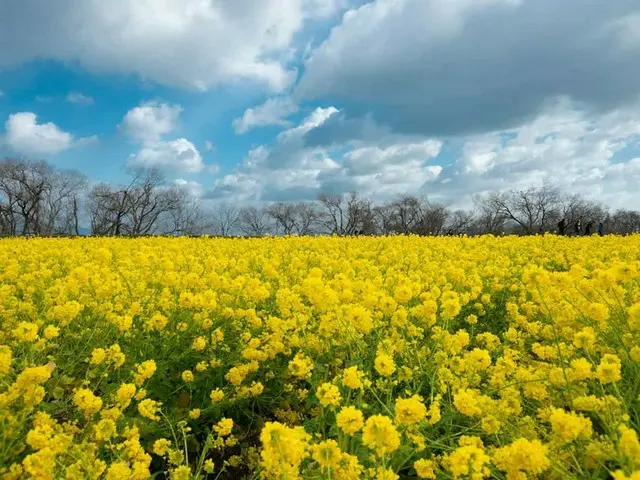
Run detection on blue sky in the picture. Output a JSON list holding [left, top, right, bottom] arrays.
[[1, 0, 640, 209]]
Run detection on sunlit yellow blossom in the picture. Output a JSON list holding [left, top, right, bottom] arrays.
[[395, 395, 427, 425], [362, 415, 400, 456], [493, 438, 550, 479], [312, 439, 342, 469], [288, 352, 314, 379], [548, 408, 593, 444], [210, 388, 225, 403], [259, 422, 310, 478], [316, 383, 341, 407], [90, 348, 107, 365], [443, 444, 490, 480], [619, 425, 640, 464], [336, 406, 365, 434], [73, 388, 103, 417], [342, 366, 364, 389], [414, 459, 436, 479], [138, 399, 161, 421], [0, 346, 12, 376], [106, 462, 131, 480], [374, 353, 395, 376], [153, 439, 172, 456], [115, 383, 136, 408], [133, 360, 157, 386], [42, 325, 59, 339], [94, 419, 117, 442], [170, 465, 191, 480], [596, 354, 622, 384], [214, 418, 234, 437]]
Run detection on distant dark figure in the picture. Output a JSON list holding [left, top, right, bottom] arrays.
[[585, 221, 594, 236], [557, 218, 566, 236], [574, 220, 581, 236], [598, 222, 604, 237]]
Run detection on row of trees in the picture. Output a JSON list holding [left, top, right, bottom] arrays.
[[1, 157, 640, 237]]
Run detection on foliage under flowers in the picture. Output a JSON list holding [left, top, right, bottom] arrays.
[[1, 235, 640, 479]]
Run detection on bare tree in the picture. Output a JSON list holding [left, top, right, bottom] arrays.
[[87, 184, 129, 235], [266, 202, 298, 235], [472, 194, 507, 234], [477, 184, 561, 234], [293, 203, 320, 235], [164, 189, 209, 236], [210, 203, 239, 236], [126, 169, 181, 235], [373, 203, 396, 235], [238, 206, 270, 236], [414, 201, 449, 236], [40, 169, 88, 235], [87, 168, 178, 235], [607, 210, 640, 234], [390, 195, 422, 234], [0, 161, 21, 235], [0, 159, 54, 234], [559, 194, 606, 234], [318, 192, 374, 235], [446, 209, 475, 235]]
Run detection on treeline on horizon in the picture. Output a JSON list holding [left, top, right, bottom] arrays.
[[1, 157, 639, 238]]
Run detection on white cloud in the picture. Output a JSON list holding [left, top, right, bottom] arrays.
[[4, 112, 79, 156], [342, 141, 442, 176], [66, 92, 94, 105], [174, 178, 204, 197], [232, 97, 299, 134], [437, 99, 640, 209], [120, 102, 182, 141], [204, 140, 214, 152], [120, 101, 210, 174], [128, 138, 205, 173], [0, 0, 347, 92], [207, 98, 640, 208], [208, 106, 444, 202]]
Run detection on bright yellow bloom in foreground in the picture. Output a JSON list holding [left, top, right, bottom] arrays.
[[336, 406, 365, 434], [362, 415, 400, 456]]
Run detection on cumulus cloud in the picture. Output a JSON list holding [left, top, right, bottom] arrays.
[[296, 0, 640, 138], [316, 141, 443, 198], [432, 100, 640, 209], [0, 0, 348, 91], [3, 112, 94, 156], [232, 97, 299, 134], [121, 102, 207, 173], [207, 95, 640, 209], [66, 92, 94, 105], [207, 106, 444, 202], [120, 102, 182, 142], [174, 178, 204, 197], [128, 138, 205, 173]]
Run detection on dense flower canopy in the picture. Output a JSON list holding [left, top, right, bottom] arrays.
[[1, 235, 639, 479]]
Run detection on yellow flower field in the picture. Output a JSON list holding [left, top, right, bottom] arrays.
[[1, 236, 640, 479]]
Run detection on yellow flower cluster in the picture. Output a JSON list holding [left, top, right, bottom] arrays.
[[0, 235, 639, 479]]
